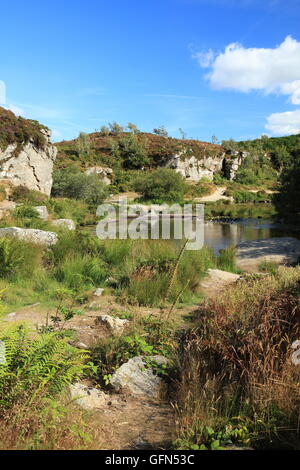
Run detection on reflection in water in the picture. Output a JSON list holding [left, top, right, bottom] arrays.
[[204, 219, 299, 254]]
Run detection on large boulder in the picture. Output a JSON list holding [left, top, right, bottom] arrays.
[[110, 355, 169, 398], [0, 227, 58, 246], [0, 128, 57, 196]]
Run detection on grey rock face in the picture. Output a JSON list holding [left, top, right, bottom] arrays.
[[95, 314, 129, 335], [70, 383, 107, 410], [110, 355, 169, 398], [0, 130, 57, 195], [85, 166, 113, 185], [34, 206, 49, 220], [223, 151, 248, 180], [166, 153, 225, 181], [165, 150, 246, 182], [0, 227, 58, 246], [52, 218, 76, 230]]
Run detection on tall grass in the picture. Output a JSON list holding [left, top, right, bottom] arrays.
[[174, 267, 300, 449]]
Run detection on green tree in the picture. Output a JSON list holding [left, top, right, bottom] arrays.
[[133, 168, 186, 203], [127, 122, 140, 134], [153, 126, 169, 137], [179, 128, 187, 140], [109, 134, 149, 170], [108, 121, 124, 135], [100, 125, 110, 136], [76, 132, 91, 158]]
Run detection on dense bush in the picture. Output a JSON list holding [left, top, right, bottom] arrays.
[[51, 169, 108, 206], [133, 168, 186, 203]]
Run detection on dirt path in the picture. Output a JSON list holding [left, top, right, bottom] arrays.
[[88, 394, 175, 450], [194, 186, 231, 203]]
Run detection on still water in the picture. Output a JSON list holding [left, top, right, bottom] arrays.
[[204, 219, 299, 254], [89, 217, 299, 254]]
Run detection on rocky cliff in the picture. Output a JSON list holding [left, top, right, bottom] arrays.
[[165, 149, 246, 181], [0, 107, 57, 195]]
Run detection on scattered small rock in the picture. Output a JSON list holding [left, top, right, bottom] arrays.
[[110, 355, 169, 398], [70, 383, 107, 410], [88, 301, 100, 309], [93, 288, 104, 297], [95, 314, 129, 335], [34, 206, 49, 221]]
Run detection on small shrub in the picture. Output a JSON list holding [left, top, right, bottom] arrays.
[[10, 186, 47, 204]]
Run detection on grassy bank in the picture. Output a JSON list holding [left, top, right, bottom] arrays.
[[204, 201, 276, 220], [0, 230, 236, 311]]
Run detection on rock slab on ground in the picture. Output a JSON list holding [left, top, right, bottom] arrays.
[[93, 288, 104, 297], [52, 218, 76, 230], [34, 205, 49, 220], [110, 355, 168, 398], [200, 268, 240, 297], [236, 237, 300, 272], [70, 383, 107, 410], [0, 227, 58, 246]]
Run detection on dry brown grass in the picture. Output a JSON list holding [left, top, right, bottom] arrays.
[[174, 267, 300, 449], [0, 399, 108, 450]]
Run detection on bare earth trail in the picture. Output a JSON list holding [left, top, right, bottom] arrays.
[[194, 186, 230, 203]]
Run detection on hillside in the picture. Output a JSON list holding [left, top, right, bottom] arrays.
[[55, 131, 224, 171]]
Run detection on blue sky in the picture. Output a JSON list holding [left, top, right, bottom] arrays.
[[1, 0, 300, 142]]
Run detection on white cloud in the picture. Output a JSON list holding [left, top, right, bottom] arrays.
[[194, 36, 300, 104], [193, 49, 215, 68], [266, 110, 300, 135]]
